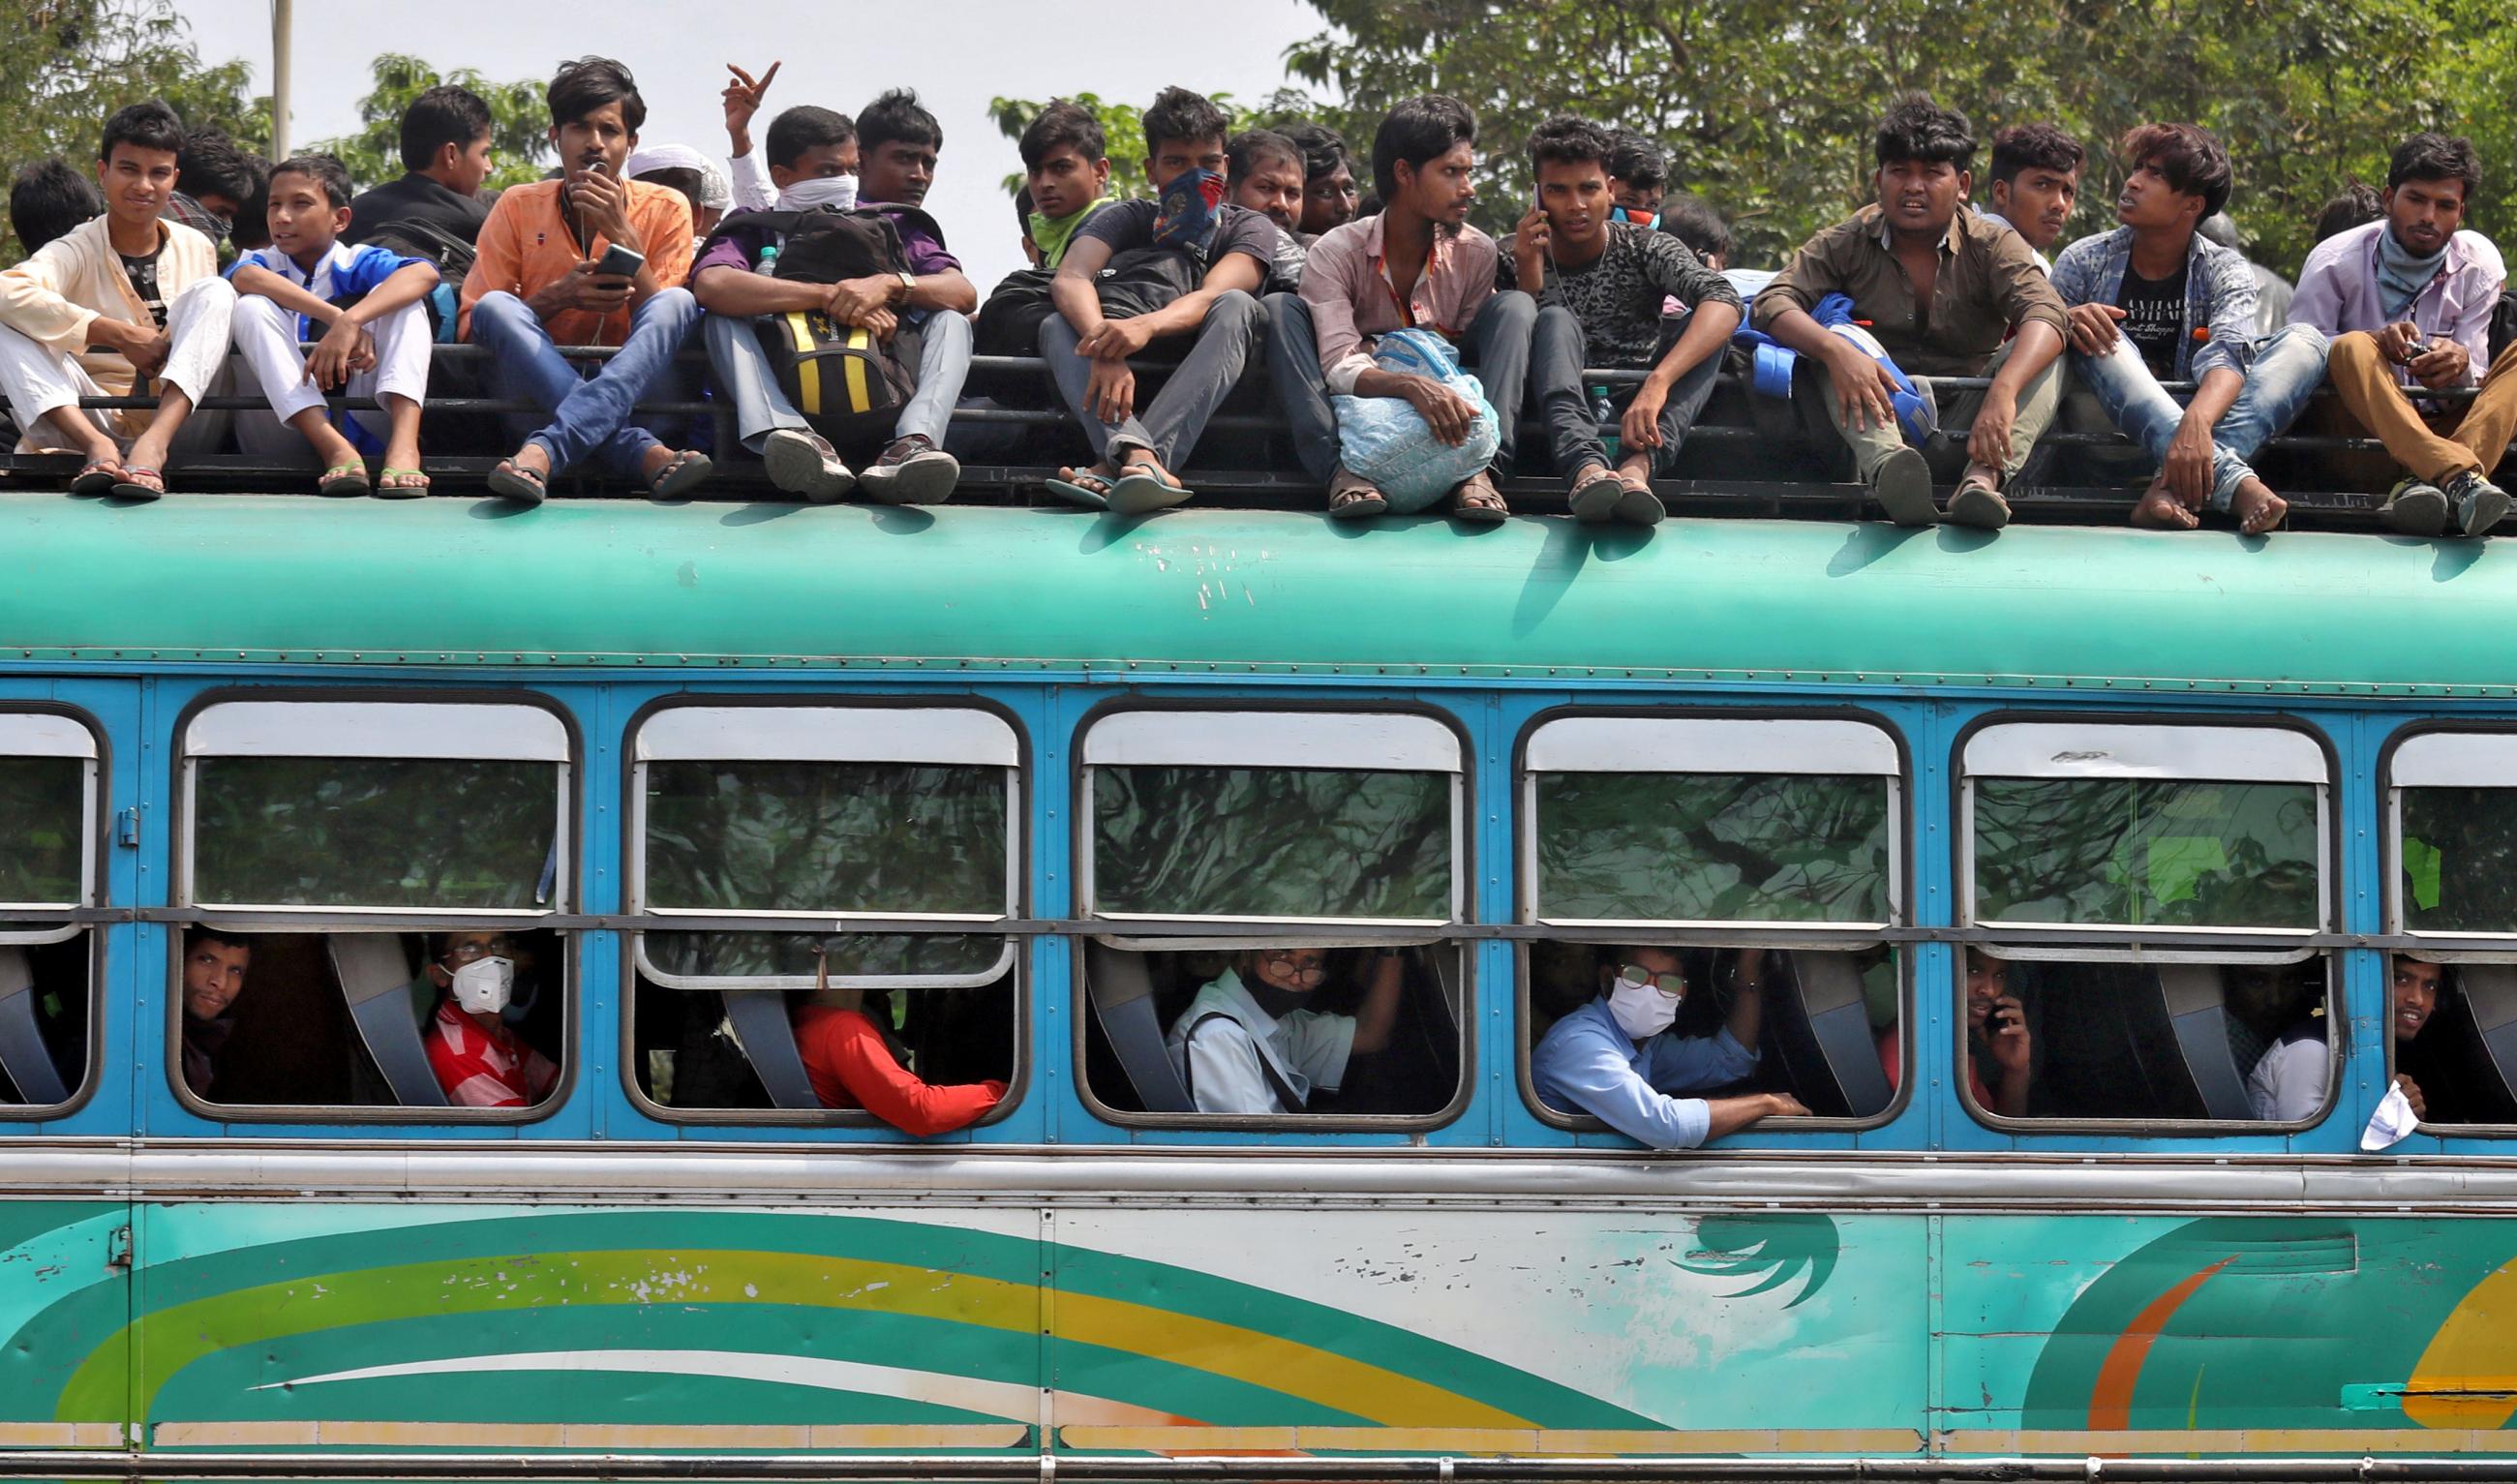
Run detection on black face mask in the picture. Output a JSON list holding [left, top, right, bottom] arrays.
[[1241, 964, 1312, 1019]]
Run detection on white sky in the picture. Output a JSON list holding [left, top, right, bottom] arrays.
[[180, 0, 1333, 290]]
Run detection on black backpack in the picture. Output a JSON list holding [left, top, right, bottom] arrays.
[[973, 246, 1205, 357], [2490, 288, 2517, 370], [355, 217, 475, 343], [704, 206, 940, 443]]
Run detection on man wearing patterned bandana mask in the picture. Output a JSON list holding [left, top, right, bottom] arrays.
[[420, 930, 559, 1108], [1531, 945, 1808, 1148]]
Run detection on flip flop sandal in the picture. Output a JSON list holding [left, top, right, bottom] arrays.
[[1042, 469, 1114, 509], [1944, 477, 2011, 530], [376, 468, 432, 499], [645, 449, 713, 500], [1451, 485, 1509, 524], [318, 462, 371, 498], [68, 460, 126, 496], [1327, 485, 1388, 521], [1108, 468, 1194, 515], [1567, 467, 1624, 524], [487, 458, 549, 505], [109, 467, 164, 501], [1614, 474, 1666, 527]]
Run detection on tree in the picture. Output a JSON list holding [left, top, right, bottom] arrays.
[[1286, 0, 2515, 276], [308, 53, 552, 195], [987, 88, 1318, 203]]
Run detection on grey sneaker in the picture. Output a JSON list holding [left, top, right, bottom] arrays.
[[858, 435, 960, 504], [761, 428, 854, 502], [1869, 446, 1937, 527], [2380, 475, 2449, 536], [2445, 469, 2511, 537]]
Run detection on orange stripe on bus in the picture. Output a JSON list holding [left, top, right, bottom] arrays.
[[2089, 1257, 2235, 1433]]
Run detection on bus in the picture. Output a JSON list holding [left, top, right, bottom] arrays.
[[1, 490, 2513, 1480]]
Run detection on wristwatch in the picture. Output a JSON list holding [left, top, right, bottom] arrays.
[[895, 270, 916, 301]]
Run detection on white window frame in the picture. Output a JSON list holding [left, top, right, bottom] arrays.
[[2387, 732, 2517, 949], [179, 701, 572, 920], [1959, 722, 2330, 940], [628, 705, 1021, 990], [1078, 711, 1465, 928], [0, 713, 100, 942], [1519, 715, 1903, 932]]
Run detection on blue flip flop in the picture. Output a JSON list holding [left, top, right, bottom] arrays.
[[1042, 469, 1113, 509], [1109, 467, 1194, 515]]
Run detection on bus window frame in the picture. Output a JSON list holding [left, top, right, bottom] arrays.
[[0, 704, 107, 1121], [1070, 698, 1476, 1133], [166, 687, 581, 1126], [2378, 720, 2517, 1136], [620, 694, 1029, 1131], [1511, 705, 1915, 1139], [1952, 711, 2343, 1136]]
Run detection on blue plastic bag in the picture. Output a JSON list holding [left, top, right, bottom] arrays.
[[1330, 328, 1502, 511]]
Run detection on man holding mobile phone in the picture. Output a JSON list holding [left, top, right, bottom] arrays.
[[462, 56, 711, 503]]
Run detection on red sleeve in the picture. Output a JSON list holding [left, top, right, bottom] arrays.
[[797, 1010, 1004, 1136]]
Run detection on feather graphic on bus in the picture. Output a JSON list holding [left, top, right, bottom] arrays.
[[1677, 1214, 1839, 1308]]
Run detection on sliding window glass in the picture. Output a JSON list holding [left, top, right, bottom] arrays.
[[0, 712, 101, 1114], [2383, 731, 2517, 1129]]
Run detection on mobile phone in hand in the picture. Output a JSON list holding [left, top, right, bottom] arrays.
[[591, 243, 646, 280]]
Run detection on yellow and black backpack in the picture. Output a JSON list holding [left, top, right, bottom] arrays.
[[707, 206, 936, 445]]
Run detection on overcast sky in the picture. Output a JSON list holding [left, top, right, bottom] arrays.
[[180, 0, 1333, 290]]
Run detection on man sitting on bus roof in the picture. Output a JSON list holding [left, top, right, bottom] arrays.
[[1981, 123, 2083, 270], [1532, 946, 1807, 1149], [420, 931, 558, 1108], [2290, 134, 2513, 538], [1751, 94, 2068, 530], [179, 926, 251, 1100]]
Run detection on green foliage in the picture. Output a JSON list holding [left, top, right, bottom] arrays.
[[1972, 778, 2320, 928], [1534, 772, 1892, 923], [1092, 766, 1452, 920], [2401, 787, 2517, 932], [1286, 0, 2516, 274], [0, 758, 83, 905], [193, 757, 557, 910], [305, 52, 552, 196], [987, 88, 1318, 203]]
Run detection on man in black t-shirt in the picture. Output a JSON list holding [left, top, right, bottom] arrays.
[[1037, 87, 1280, 514], [343, 84, 498, 248]]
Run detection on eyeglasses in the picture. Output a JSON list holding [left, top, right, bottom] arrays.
[[1616, 964, 1685, 998], [1257, 951, 1329, 985], [439, 937, 515, 965]]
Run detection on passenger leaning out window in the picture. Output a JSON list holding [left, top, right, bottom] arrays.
[[1168, 947, 1405, 1114], [2391, 954, 2453, 1123], [1531, 946, 1807, 1148], [791, 980, 1006, 1136], [179, 926, 252, 1098], [421, 931, 558, 1108]]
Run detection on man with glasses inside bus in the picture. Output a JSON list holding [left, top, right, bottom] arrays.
[[1170, 946, 1407, 1115], [1531, 946, 1807, 1149], [420, 931, 558, 1108]]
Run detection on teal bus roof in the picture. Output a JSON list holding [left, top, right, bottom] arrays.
[[0, 494, 2509, 694]]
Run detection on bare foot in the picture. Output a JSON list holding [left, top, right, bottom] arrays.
[[305, 423, 363, 472], [1615, 454, 1654, 494], [2130, 480, 2200, 530], [2229, 477, 2288, 534]]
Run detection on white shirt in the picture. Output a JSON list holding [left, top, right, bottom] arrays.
[[1166, 968, 1356, 1115], [2244, 1020, 2329, 1122]]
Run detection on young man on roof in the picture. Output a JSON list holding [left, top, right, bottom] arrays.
[[1264, 93, 1536, 521], [1017, 101, 1112, 270], [2290, 134, 2514, 537], [343, 84, 498, 247], [1037, 87, 1280, 512], [462, 56, 710, 503], [1751, 94, 2068, 530], [1228, 127, 1311, 288], [1981, 122, 2082, 268], [1517, 115, 1741, 525], [1281, 121, 1358, 239], [2051, 123, 2327, 534], [838, 87, 977, 498]]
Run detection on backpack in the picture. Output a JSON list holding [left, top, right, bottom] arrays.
[[2491, 288, 2517, 370], [356, 217, 475, 344], [704, 206, 934, 442], [973, 247, 1206, 357]]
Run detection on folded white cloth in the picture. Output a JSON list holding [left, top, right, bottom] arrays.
[[2361, 1082, 2419, 1150]]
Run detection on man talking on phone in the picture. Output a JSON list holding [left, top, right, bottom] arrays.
[[462, 56, 711, 503]]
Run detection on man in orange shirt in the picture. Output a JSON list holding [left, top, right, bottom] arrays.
[[461, 57, 710, 503]]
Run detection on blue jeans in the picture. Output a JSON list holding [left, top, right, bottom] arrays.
[[2072, 323, 2328, 509], [703, 308, 972, 452], [468, 288, 702, 478]]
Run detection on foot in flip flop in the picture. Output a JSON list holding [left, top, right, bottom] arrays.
[[1945, 469, 2010, 530], [1107, 451, 1193, 515], [489, 443, 552, 504], [109, 466, 165, 501], [1611, 460, 1664, 526], [643, 444, 713, 500], [376, 467, 432, 497], [2129, 479, 2199, 530], [1044, 465, 1116, 509], [1566, 462, 1622, 524], [1450, 469, 1509, 524], [67, 457, 126, 496], [318, 462, 371, 498], [2229, 476, 2287, 535]]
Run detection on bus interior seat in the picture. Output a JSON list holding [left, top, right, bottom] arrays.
[[2160, 963, 2258, 1121], [0, 946, 67, 1105], [328, 933, 447, 1107], [1764, 951, 1893, 1118], [2443, 963, 2517, 1123], [2035, 961, 2243, 1121], [1083, 941, 1193, 1114], [717, 989, 823, 1110]]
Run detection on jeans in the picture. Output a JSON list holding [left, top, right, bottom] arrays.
[[468, 287, 701, 477], [1040, 288, 1261, 469], [703, 308, 972, 453], [1264, 289, 1536, 484], [1531, 304, 1723, 477], [2073, 322, 2328, 508]]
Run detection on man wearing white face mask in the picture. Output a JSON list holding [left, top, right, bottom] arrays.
[[1531, 946, 1808, 1149], [420, 931, 559, 1109]]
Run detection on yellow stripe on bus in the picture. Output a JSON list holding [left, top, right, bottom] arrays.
[[153, 1420, 1029, 1449]]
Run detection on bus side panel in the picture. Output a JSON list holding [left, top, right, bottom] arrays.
[[0, 1198, 131, 1449], [119, 1202, 1042, 1455], [1045, 1207, 1928, 1456], [1935, 1215, 2517, 1455]]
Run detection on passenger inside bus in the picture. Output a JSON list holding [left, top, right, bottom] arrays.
[[2392, 954, 2452, 1123], [2227, 961, 2327, 1121], [1168, 947, 1406, 1114], [791, 984, 1006, 1134], [179, 925, 251, 1098], [419, 930, 558, 1108], [1876, 948, 2032, 1115], [1531, 945, 1808, 1148]]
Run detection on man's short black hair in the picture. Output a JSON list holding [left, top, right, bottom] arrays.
[[177, 127, 261, 207], [100, 100, 184, 163], [548, 56, 646, 134], [1015, 183, 1034, 235], [270, 153, 353, 210], [1142, 86, 1229, 157], [1370, 94, 1476, 203], [1278, 120, 1349, 184], [10, 158, 102, 253], [1987, 122, 2084, 188], [858, 89, 942, 156], [1660, 192, 1732, 260], [1873, 92, 1975, 171], [2312, 182, 2383, 244], [1018, 100, 1105, 171], [1606, 128, 1666, 193], [400, 83, 493, 172], [2388, 133, 2482, 198], [1527, 114, 1614, 172], [2121, 122, 2233, 220], [184, 924, 253, 956], [1226, 128, 1301, 188], [765, 106, 856, 172]]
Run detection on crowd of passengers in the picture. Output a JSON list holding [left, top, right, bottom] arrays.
[[8, 60, 2517, 535], [165, 923, 2462, 1145]]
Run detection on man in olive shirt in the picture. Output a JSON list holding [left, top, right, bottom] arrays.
[[1752, 95, 2069, 530]]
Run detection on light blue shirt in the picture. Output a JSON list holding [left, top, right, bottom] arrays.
[[1531, 998, 1759, 1149]]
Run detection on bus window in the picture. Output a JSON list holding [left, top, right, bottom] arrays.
[[0, 713, 102, 1114], [2383, 732, 2517, 1127], [626, 706, 1018, 1132], [1519, 715, 1903, 1141], [1077, 710, 1467, 1126], [175, 700, 572, 1118], [1959, 721, 2334, 1129]]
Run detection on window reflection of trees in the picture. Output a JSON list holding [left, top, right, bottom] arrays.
[[194, 758, 554, 909], [2402, 787, 2517, 933], [0, 758, 81, 904], [1973, 778, 2319, 928], [1534, 772, 1891, 922], [1093, 767, 1450, 919]]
